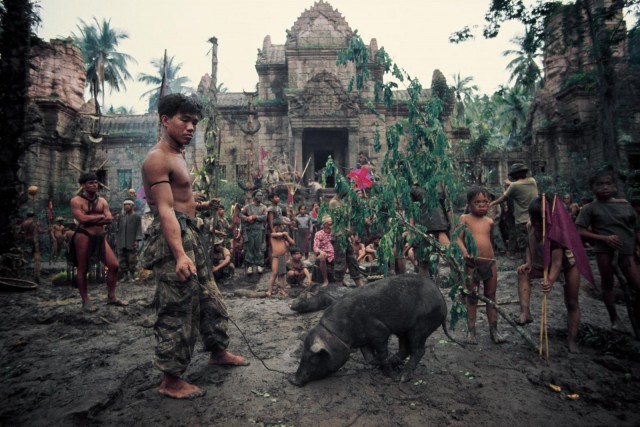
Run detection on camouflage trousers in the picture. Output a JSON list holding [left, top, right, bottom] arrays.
[[142, 213, 229, 377], [244, 228, 264, 267], [332, 239, 362, 282], [118, 248, 138, 276]]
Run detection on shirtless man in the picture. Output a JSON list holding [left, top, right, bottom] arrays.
[[456, 187, 506, 345], [69, 172, 127, 312], [51, 217, 66, 260], [141, 93, 247, 400]]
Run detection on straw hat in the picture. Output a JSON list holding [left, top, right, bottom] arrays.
[[321, 215, 333, 225]]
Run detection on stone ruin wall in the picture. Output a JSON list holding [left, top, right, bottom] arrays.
[[528, 0, 639, 176], [20, 39, 91, 212], [28, 39, 86, 111]]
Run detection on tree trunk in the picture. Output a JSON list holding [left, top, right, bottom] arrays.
[[0, 0, 35, 255]]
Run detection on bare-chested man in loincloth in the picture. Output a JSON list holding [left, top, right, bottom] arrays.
[[141, 93, 248, 400], [69, 172, 128, 312]]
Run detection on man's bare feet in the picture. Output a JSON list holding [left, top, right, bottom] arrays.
[[567, 339, 581, 354], [107, 298, 129, 307], [466, 327, 478, 345], [82, 301, 98, 313], [320, 282, 329, 287], [278, 288, 289, 297], [611, 320, 628, 333], [515, 314, 533, 326], [159, 374, 206, 400], [266, 290, 272, 297], [208, 350, 249, 366], [490, 325, 507, 344]]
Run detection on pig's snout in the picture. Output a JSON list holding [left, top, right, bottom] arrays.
[[288, 374, 306, 387]]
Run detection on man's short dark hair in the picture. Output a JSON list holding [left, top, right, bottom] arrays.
[[268, 192, 278, 201], [78, 172, 98, 184], [158, 93, 203, 119]]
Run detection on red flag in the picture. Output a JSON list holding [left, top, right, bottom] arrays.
[[259, 146, 268, 175], [543, 195, 595, 286], [347, 166, 373, 190]]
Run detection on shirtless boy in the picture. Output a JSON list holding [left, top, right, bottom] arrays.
[[141, 93, 247, 400], [267, 218, 295, 297], [456, 187, 506, 344], [69, 172, 127, 312]]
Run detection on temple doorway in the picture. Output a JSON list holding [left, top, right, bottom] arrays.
[[302, 128, 348, 188]]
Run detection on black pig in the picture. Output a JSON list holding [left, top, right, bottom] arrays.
[[288, 283, 351, 313], [290, 274, 461, 386]]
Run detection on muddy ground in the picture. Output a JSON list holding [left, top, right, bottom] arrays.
[[1, 257, 640, 427]]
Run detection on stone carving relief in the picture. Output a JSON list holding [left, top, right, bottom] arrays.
[[288, 71, 359, 118]]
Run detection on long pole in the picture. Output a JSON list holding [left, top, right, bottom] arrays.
[[539, 194, 549, 363]]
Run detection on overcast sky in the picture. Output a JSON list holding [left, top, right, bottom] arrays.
[[37, 0, 532, 114]]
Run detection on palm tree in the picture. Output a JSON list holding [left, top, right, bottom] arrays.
[[73, 18, 136, 114], [451, 72, 478, 125], [494, 85, 532, 146], [503, 28, 542, 96], [106, 105, 135, 115], [137, 55, 192, 112]]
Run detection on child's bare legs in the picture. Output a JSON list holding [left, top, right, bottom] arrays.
[[277, 275, 288, 297], [596, 253, 619, 327], [484, 271, 506, 344], [516, 271, 533, 325], [465, 277, 479, 345], [618, 255, 640, 331], [266, 257, 279, 297], [563, 266, 581, 353]]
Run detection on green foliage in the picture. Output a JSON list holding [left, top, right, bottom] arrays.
[[72, 17, 136, 111], [560, 71, 599, 92], [335, 33, 469, 327]]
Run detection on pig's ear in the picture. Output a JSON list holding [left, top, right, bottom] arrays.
[[310, 336, 327, 354]]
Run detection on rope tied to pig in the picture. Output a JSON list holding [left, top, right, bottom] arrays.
[[227, 317, 291, 376], [319, 320, 351, 352]]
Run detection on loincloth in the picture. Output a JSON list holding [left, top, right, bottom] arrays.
[[68, 227, 105, 267], [465, 258, 495, 282]]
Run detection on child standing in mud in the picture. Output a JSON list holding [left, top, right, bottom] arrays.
[[456, 187, 506, 345], [267, 218, 295, 297], [518, 196, 582, 353], [576, 169, 640, 332]]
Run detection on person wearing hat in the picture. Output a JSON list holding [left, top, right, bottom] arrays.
[[211, 236, 233, 282], [240, 189, 268, 274], [489, 163, 538, 259], [117, 199, 143, 282], [128, 188, 146, 214], [51, 216, 67, 261]]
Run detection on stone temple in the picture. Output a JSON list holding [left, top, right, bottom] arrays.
[[20, 1, 467, 208], [18, 0, 640, 209]]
